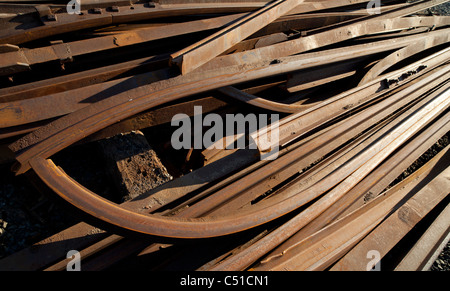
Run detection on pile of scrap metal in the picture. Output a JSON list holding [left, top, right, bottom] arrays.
[[0, 0, 449, 271]]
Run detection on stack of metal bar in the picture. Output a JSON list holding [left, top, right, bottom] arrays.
[[0, 0, 449, 271]]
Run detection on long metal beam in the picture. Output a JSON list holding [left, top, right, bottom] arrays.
[[394, 203, 450, 271], [170, 0, 305, 74]]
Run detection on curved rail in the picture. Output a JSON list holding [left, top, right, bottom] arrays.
[[218, 86, 305, 113], [359, 32, 450, 85]]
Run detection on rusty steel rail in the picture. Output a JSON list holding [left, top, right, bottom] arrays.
[[394, 203, 450, 271], [0, 1, 265, 45], [178, 69, 450, 219], [169, 0, 305, 74], [0, 14, 242, 76], [218, 85, 308, 113]]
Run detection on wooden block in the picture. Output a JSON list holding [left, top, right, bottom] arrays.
[[98, 131, 172, 202]]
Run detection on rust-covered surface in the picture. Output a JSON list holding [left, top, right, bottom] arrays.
[[0, 0, 449, 271]]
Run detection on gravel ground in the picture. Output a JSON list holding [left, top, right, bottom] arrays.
[[408, 0, 450, 15], [0, 173, 72, 258], [428, 2, 450, 15], [430, 243, 450, 271], [0, 163, 80, 259]]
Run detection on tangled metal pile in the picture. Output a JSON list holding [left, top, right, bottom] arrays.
[[0, 0, 449, 271]]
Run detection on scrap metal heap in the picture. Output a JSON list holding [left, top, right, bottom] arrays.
[[0, 0, 449, 271]]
